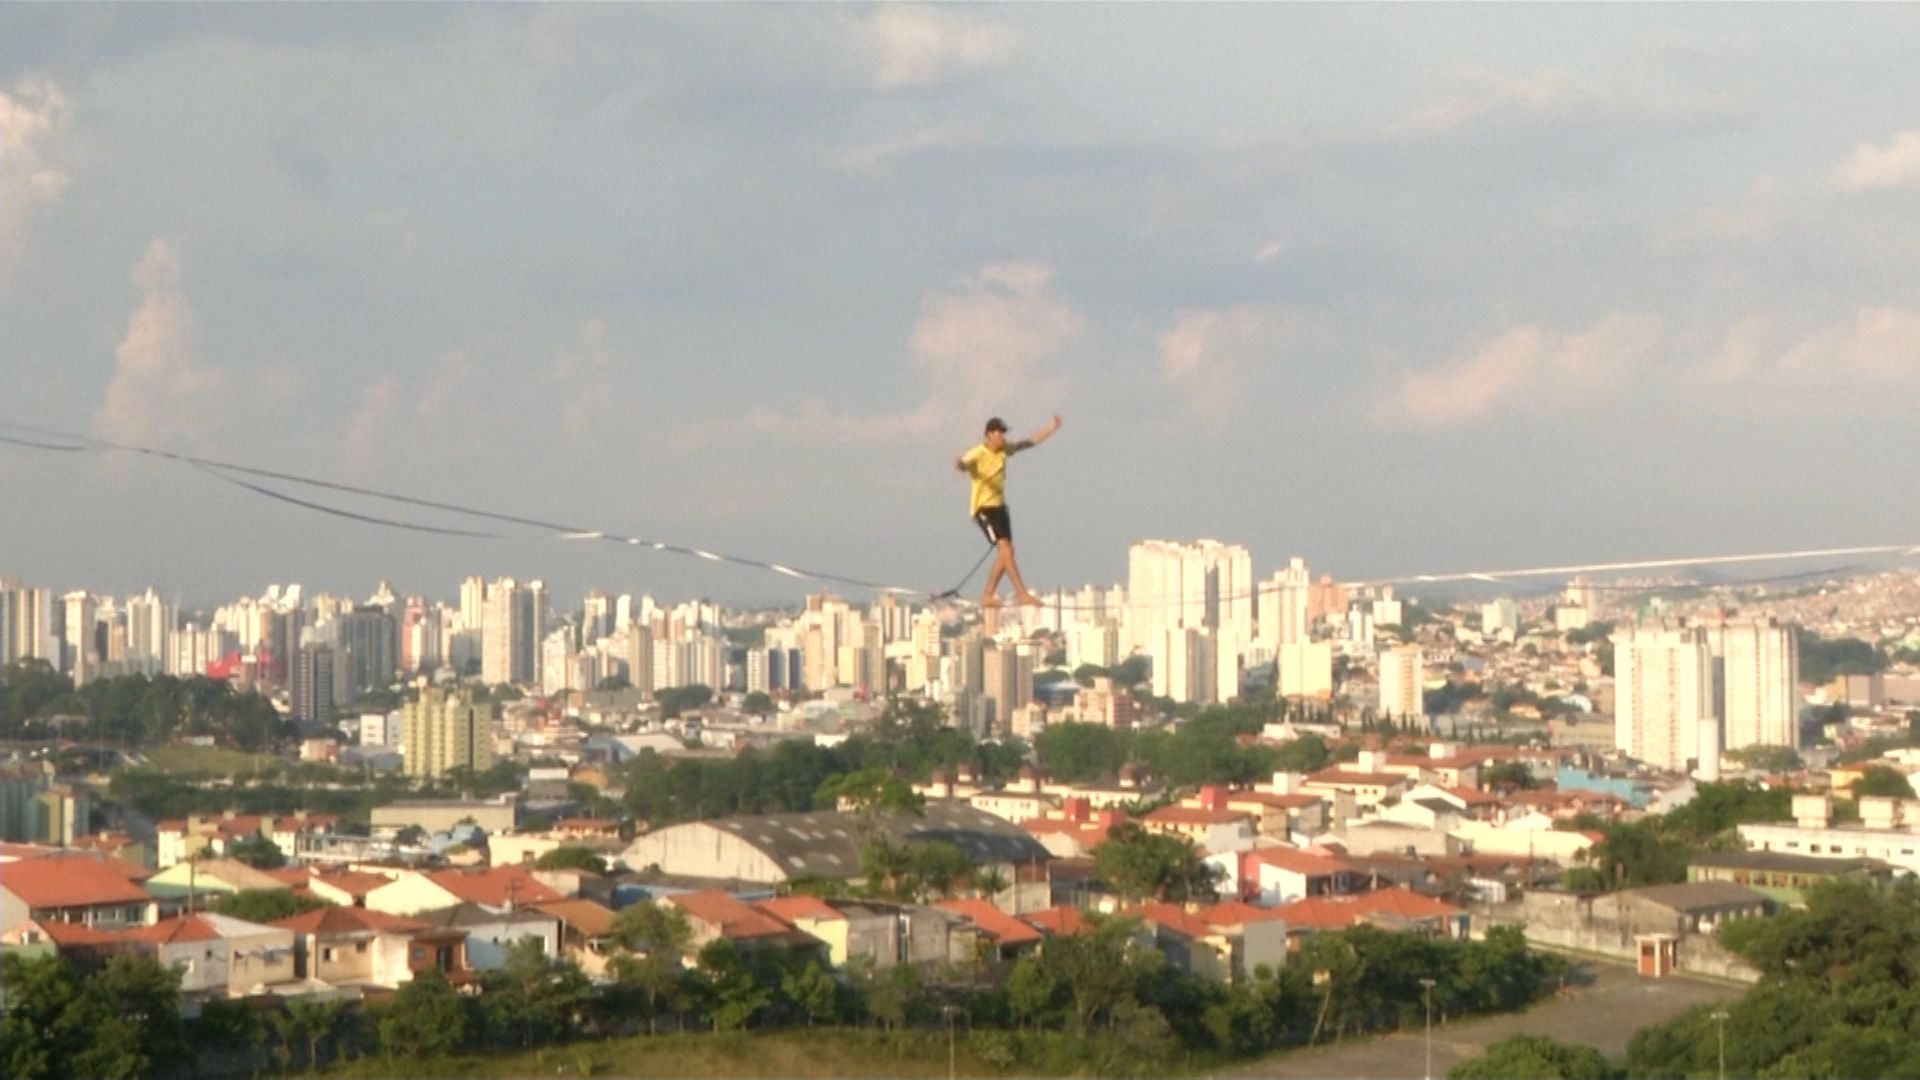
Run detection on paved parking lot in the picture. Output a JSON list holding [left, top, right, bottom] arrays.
[[1224, 961, 1744, 1079]]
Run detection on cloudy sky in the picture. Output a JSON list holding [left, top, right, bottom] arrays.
[[5, 5, 1920, 609]]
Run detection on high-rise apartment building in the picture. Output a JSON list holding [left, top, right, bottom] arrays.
[[1277, 641, 1334, 699], [402, 688, 492, 779], [1257, 557, 1313, 646], [1377, 644, 1423, 723], [124, 587, 172, 676], [459, 576, 487, 632], [0, 582, 57, 666], [1713, 617, 1800, 752], [1127, 540, 1254, 654], [981, 641, 1034, 735], [1614, 624, 1714, 771], [481, 577, 545, 687], [61, 591, 99, 684], [337, 606, 399, 698], [625, 620, 655, 700], [1151, 626, 1217, 705], [1481, 599, 1519, 641], [292, 644, 337, 725]]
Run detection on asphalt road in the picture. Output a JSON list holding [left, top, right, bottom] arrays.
[[1223, 961, 1744, 1079]]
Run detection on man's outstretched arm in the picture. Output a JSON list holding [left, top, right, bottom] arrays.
[[1013, 415, 1063, 452]]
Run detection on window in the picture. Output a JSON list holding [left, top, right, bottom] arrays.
[[355, 941, 368, 954], [322, 947, 335, 962]]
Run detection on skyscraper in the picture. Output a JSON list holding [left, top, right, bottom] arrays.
[[402, 688, 493, 779], [482, 577, 545, 687], [124, 587, 172, 676], [1128, 539, 1253, 660], [1377, 644, 1423, 723], [1614, 624, 1714, 771], [1258, 557, 1313, 646], [337, 606, 399, 698], [1714, 617, 1800, 752], [60, 591, 98, 684], [292, 644, 337, 725], [625, 620, 655, 700]]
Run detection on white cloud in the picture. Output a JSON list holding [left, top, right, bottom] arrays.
[[1158, 307, 1305, 416], [835, 125, 973, 171], [1779, 305, 1920, 380], [0, 79, 72, 273], [1834, 130, 1920, 192], [94, 239, 228, 447], [741, 261, 1082, 444], [344, 376, 399, 467], [1252, 240, 1288, 265], [1393, 68, 1587, 138], [551, 317, 617, 446], [1378, 313, 1659, 428], [1687, 317, 1770, 387], [852, 7, 1018, 90]]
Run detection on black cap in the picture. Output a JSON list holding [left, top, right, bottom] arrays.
[[984, 417, 1008, 434]]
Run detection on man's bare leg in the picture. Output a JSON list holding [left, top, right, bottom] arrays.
[[981, 544, 1010, 607], [1004, 540, 1042, 605]]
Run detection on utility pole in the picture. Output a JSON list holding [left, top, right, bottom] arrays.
[[943, 1004, 958, 1080], [1420, 977, 1438, 1080]]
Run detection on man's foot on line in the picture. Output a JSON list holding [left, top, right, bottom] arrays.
[[1016, 592, 1042, 607], [980, 595, 1002, 608]]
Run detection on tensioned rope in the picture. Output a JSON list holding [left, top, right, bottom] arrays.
[[5, 419, 1916, 609]]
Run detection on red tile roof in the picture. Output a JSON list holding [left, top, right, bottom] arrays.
[[1305, 769, 1407, 787], [1274, 887, 1465, 930], [1144, 805, 1252, 827], [1126, 902, 1219, 940], [274, 905, 427, 936], [1198, 899, 1289, 927], [533, 899, 618, 938], [754, 895, 845, 925], [1019, 905, 1089, 936], [666, 892, 796, 940], [125, 914, 224, 945], [312, 870, 389, 897], [1, 854, 154, 908], [935, 899, 1044, 947], [424, 866, 563, 908]]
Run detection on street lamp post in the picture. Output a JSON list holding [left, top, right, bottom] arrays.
[[1711, 1010, 1730, 1080], [1420, 977, 1438, 1080]]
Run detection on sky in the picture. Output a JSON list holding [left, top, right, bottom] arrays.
[[4, 5, 1920, 611]]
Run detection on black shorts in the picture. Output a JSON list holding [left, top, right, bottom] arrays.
[[973, 505, 1012, 544]]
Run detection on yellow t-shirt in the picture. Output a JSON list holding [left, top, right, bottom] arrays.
[[961, 443, 1014, 516]]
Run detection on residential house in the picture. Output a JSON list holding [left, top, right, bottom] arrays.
[[1686, 851, 1889, 907], [1, 851, 158, 933], [145, 858, 291, 905], [1272, 887, 1470, 949], [1302, 769, 1411, 812], [1234, 846, 1363, 906], [124, 913, 297, 999], [1141, 799, 1258, 848], [1515, 882, 1769, 981], [934, 898, 1045, 961], [366, 865, 564, 917], [533, 898, 619, 977], [309, 870, 393, 908], [412, 903, 562, 970], [274, 905, 457, 988], [664, 891, 821, 954]]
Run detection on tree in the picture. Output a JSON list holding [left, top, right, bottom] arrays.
[[225, 833, 287, 869], [595, 675, 632, 692], [273, 998, 346, 1072], [1270, 734, 1331, 773], [1094, 823, 1221, 903], [211, 888, 329, 923], [1481, 760, 1538, 791], [1450, 1034, 1615, 1080], [1850, 766, 1915, 799], [781, 960, 840, 1026], [1034, 722, 1130, 782], [743, 691, 775, 716], [1007, 955, 1063, 1030], [610, 902, 694, 1033], [377, 971, 469, 1058], [658, 684, 714, 719], [480, 938, 592, 1047], [1724, 744, 1803, 773], [697, 939, 771, 1032], [534, 845, 609, 874]]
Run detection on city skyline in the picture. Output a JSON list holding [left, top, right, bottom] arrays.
[[7, 6, 1920, 606]]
